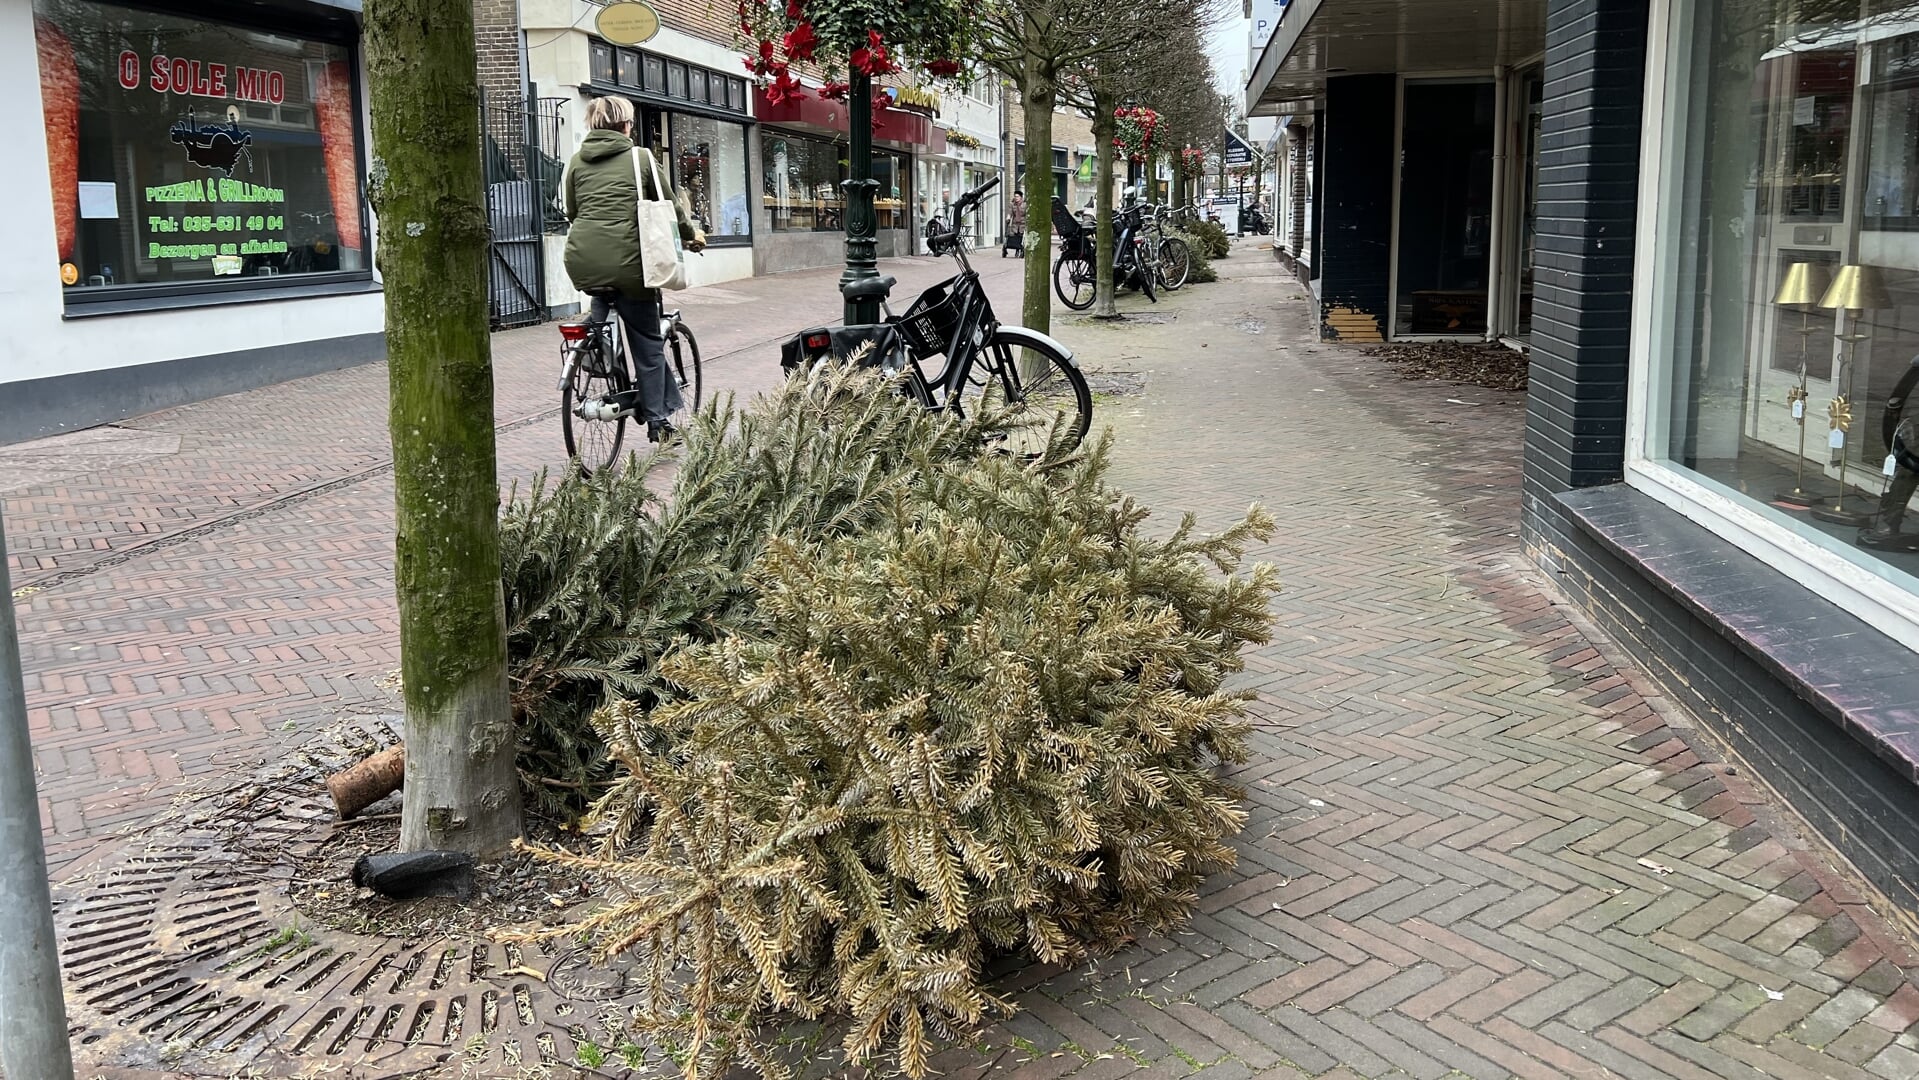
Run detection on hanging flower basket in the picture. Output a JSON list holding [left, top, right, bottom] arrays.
[[1179, 146, 1208, 177], [735, 0, 973, 107], [1113, 106, 1159, 164]]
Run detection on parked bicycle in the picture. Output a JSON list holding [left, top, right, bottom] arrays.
[[782, 175, 1092, 458], [1142, 204, 1193, 291], [556, 294, 701, 475], [1051, 196, 1164, 310]]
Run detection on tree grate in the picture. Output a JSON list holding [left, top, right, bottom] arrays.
[[55, 715, 648, 1077]]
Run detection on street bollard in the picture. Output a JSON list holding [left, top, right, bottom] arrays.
[[0, 506, 76, 1080]]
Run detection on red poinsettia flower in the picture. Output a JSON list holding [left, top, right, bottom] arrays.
[[924, 58, 961, 78], [764, 65, 806, 106], [819, 80, 851, 101], [782, 22, 817, 62], [849, 30, 897, 76]]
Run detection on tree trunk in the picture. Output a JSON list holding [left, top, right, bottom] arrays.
[[365, 0, 524, 857], [1020, 48, 1055, 339], [1091, 97, 1119, 319]]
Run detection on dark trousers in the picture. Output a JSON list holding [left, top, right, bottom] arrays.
[[589, 292, 680, 423]]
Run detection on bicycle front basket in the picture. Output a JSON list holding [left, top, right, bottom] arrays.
[[897, 283, 963, 359]]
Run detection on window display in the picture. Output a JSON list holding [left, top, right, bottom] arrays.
[[33, 0, 364, 299], [763, 132, 844, 232], [671, 114, 749, 241], [1643, 0, 1919, 596]]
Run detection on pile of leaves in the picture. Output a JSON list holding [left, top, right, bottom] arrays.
[[1362, 340, 1530, 391], [502, 374, 1017, 819], [530, 371, 1279, 1079]]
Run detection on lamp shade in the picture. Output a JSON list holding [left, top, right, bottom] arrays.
[[1774, 261, 1831, 306], [1819, 264, 1892, 311]]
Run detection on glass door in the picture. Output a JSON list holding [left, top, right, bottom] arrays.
[[1394, 80, 1497, 336]]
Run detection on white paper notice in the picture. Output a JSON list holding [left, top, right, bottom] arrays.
[[1794, 96, 1816, 126], [1886, 454, 1899, 477], [1792, 400, 1805, 420], [1830, 429, 1846, 449], [77, 182, 118, 219]]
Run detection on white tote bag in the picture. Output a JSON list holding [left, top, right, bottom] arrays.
[[631, 147, 688, 291]]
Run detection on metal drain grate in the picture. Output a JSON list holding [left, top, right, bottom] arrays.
[[57, 717, 640, 1077]]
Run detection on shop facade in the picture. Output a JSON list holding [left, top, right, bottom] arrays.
[[5, 0, 381, 444], [1252, 0, 1919, 910], [756, 90, 945, 272], [1249, 0, 1544, 343], [916, 79, 1004, 252], [523, 13, 758, 298]]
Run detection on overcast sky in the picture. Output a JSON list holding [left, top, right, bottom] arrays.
[[1207, 12, 1252, 108]]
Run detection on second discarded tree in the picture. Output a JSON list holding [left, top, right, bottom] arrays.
[[365, 0, 523, 855]]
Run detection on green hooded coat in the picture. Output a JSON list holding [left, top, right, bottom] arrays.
[[561, 128, 697, 301]]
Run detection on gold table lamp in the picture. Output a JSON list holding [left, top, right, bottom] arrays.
[[1773, 261, 1831, 506], [1812, 263, 1892, 526]]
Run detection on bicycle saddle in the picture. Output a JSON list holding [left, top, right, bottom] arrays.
[[841, 275, 896, 301]]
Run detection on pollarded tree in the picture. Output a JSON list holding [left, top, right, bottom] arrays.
[[1064, 10, 1223, 317], [976, 0, 1190, 336], [365, 0, 524, 854]]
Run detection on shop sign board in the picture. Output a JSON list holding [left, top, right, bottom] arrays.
[[1224, 130, 1256, 168], [596, 1, 661, 46]]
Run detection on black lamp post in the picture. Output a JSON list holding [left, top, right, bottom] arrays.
[[840, 70, 881, 324]]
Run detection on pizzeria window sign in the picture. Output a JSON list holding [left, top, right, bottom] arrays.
[[32, 0, 366, 298]]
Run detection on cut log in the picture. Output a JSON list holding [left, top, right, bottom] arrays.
[[327, 745, 406, 819]]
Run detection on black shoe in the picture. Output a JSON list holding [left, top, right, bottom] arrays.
[[647, 419, 677, 444]]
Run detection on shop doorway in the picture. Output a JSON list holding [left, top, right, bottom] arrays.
[[1392, 79, 1497, 337]]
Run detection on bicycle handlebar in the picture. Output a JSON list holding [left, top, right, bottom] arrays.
[[952, 173, 1001, 215]]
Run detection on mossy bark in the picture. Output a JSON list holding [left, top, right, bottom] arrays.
[[1091, 97, 1119, 319], [1020, 49, 1056, 340], [365, 0, 523, 855]]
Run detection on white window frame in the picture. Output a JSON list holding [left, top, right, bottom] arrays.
[[1624, 0, 1919, 654]]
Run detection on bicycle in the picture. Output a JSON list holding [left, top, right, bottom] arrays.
[[556, 294, 702, 475], [1143, 204, 1193, 291], [1051, 198, 1159, 309], [783, 175, 1092, 458]]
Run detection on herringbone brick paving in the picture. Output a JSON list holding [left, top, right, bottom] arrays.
[[7, 245, 1919, 1076]]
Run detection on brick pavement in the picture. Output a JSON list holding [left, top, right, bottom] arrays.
[[8, 244, 1919, 1076]]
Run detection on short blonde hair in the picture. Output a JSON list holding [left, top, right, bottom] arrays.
[[586, 95, 634, 131]]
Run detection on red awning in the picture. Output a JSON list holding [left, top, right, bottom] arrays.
[[757, 93, 944, 153]]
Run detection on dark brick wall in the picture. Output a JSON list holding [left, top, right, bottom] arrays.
[[1523, 0, 1649, 499], [473, 0, 524, 107], [1318, 76, 1394, 341], [1288, 121, 1309, 263]]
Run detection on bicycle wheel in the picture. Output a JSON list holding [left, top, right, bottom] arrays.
[[966, 329, 1093, 458], [561, 331, 630, 476], [1135, 246, 1158, 303], [666, 321, 702, 429], [1053, 254, 1095, 311], [1158, 237, 1192, 290]]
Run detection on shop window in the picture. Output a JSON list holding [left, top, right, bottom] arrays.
[[667, 63, 687, 100], [671, 113, 749, 241], [32, 0, 367, 302], [591, 41, 616, 85], [644, 55, 666, 95], [763, 131, 846, 232], [873, 151, 907, 231], [618, 49, 640, 89], [1641, 2, 1919, 620]]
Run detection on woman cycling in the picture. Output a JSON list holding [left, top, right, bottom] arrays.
[[562, 95, 705, 442]]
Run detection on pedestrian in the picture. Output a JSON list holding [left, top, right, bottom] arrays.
[[561, 95, 705, 443], [1003, 192, 1027, 258]]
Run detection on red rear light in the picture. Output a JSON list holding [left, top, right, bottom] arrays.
[[804, 332, 831, 350], [559, 322, 591, 342]]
